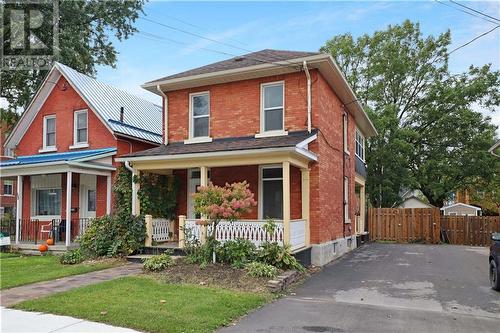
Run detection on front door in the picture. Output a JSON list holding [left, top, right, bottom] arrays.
[[79, 174, 97, 219], [187, 168, 210, 219]]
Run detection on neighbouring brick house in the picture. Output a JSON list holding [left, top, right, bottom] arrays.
[[0, 62, 162, 248], [118, 50, 377, 266], [0, 121, 17, 220]]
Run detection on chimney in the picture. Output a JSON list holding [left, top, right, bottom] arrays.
[[120, 106, 124, 122]]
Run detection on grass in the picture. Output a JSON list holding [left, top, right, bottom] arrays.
[[0, 255, 118, 289], [0, 252, 22, 259], [15, 276, 271, 333]]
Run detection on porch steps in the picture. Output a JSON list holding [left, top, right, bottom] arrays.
[[13, 244, 76, 256]]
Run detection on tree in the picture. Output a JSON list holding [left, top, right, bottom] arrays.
[[1, 0, 146, 112], [193, 181, 257, 263], [321, 20, 499, 207]]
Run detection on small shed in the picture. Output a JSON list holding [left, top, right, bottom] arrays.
[[440, 203, 482, 216], [398, 196, 434, 209]]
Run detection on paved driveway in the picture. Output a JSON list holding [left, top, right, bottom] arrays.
[[220, 243, 500, 333]]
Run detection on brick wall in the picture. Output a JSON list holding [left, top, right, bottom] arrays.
[[166, 71, 312, 141]]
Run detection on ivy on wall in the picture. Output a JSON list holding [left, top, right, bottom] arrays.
[[113, 165, 179, 218]]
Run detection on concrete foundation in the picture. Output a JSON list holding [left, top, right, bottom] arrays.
[[310, 235, 357, 266]]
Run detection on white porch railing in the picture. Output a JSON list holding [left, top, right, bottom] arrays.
[[290, 219, 306, 250], [152, 218, 171, 242], [184, 219, 284, 246]]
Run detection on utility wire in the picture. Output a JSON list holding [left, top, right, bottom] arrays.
[[448, 24, 500, 55], [140, 16, 303, 68], [435, 0, 499, 25], [449, 0, 500, 23]]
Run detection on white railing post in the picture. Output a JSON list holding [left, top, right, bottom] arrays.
[[145, 215, 153, 247], [178, 215, 186, 249]]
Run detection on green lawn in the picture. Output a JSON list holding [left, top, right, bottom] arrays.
[[0, 255, 118, 289], [0, 252, 22, 259], [15, 276, 271, 333]]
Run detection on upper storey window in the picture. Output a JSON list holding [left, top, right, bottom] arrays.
[[187, 92, 211, 143], [355, 128, 365, 161], [73, 109, 88, 147], [41, 115, 56, 152], [258, 82, 286, 137]]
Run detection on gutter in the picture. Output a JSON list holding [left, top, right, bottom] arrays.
[[124, 161, 138, 215], [303, 61, 312, 133], [157, 85, 168, 145]]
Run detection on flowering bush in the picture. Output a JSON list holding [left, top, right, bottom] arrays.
[[193, 181, 257, 262]]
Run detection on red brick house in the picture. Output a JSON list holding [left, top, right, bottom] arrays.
[[118, 50, 376, 266], [0, 62, 162, 248], [0, 122, 17, 220]]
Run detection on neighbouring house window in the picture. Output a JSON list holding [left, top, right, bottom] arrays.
[[190, 92, 210, 138], [3, 181, 13, 195], [87, 189, 96, 212], [4, 147, 14, 157], [43, 115, 56, 149], [355, 128, 365, 161], [35, 189, 61, 216], [344, 176, 350, 223], [261, 167, 283, 219], [74, 110, 88, 144], [261, 82, 284, 132]]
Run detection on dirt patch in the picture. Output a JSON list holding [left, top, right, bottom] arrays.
[[150, 258, 274, 293]]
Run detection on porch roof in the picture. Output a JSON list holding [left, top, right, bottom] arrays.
[[121, 130, 318, 158], [0, 148, 116, 177]]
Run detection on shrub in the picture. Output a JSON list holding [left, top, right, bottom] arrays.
[[257, 242, 305, 272], [143, 252, 175, 272], [245, 262, 278, 278], [217, 238, 256, 268], [182, 226, 214, 265], [59, 248, 85, 265], [79, 214, 146, 257]]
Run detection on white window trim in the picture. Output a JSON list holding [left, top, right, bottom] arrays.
[[187, 91, 211, 142], [31, 187, 62, 220], [3, 180, 14, 196], [258, 81, 287, 137], [41, 115, 56, 152], [258, 164, 283, 220], [71, 109, 89, 149], [355, 128, 365, 162]]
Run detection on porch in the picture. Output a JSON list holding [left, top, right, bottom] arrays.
[[119, 131, 318, 252], [0, 148, 116, 247]]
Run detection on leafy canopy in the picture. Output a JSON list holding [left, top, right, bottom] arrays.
[[321, 20, 499, 207], [1, 0, 146, 111]]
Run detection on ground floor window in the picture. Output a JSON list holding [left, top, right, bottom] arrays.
[[35, 189, 61, 216], [261, 167, 283, 219]]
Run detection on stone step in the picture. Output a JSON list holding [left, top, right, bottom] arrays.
[[126, 254, 183, 264]]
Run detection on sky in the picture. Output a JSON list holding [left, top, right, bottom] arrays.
[[77, 1, 500, 131]]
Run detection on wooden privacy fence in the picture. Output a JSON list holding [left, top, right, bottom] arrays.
[[441, 216, 500, 246], [369, 208, 441, 243], [368, 208, 500, 246]]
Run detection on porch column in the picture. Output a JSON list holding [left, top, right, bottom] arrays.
[[15, 175, 23, 244], [106, 174, 112, 215], [360, 184, 366, 233], [301, 168, 310, 247], [200, 166, 208, 187], [132, 170, 140, 215], [65, 171, 72, 246], [282, 161, 290, 244]]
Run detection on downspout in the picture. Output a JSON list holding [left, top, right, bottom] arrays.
[[124, 161, 137, 215], [342, 109, 348, 239], [303, 61, 312, 133], [157, 85, 168, 145]]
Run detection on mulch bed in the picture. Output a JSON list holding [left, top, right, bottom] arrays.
[[150, 258, 274, 293]]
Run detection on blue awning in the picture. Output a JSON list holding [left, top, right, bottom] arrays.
[[0, 148, 116, 168]]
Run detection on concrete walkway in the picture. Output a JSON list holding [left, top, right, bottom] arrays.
[[1, 263, 142, 307], [1, 307, 140, 333]]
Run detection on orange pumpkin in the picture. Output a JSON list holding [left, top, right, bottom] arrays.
[[38, 244, 48, 253], [46, 239, 54, 246]]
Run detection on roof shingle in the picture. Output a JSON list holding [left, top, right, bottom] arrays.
[[124, 130, 317, 158], [145, 49, 319, 84]]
